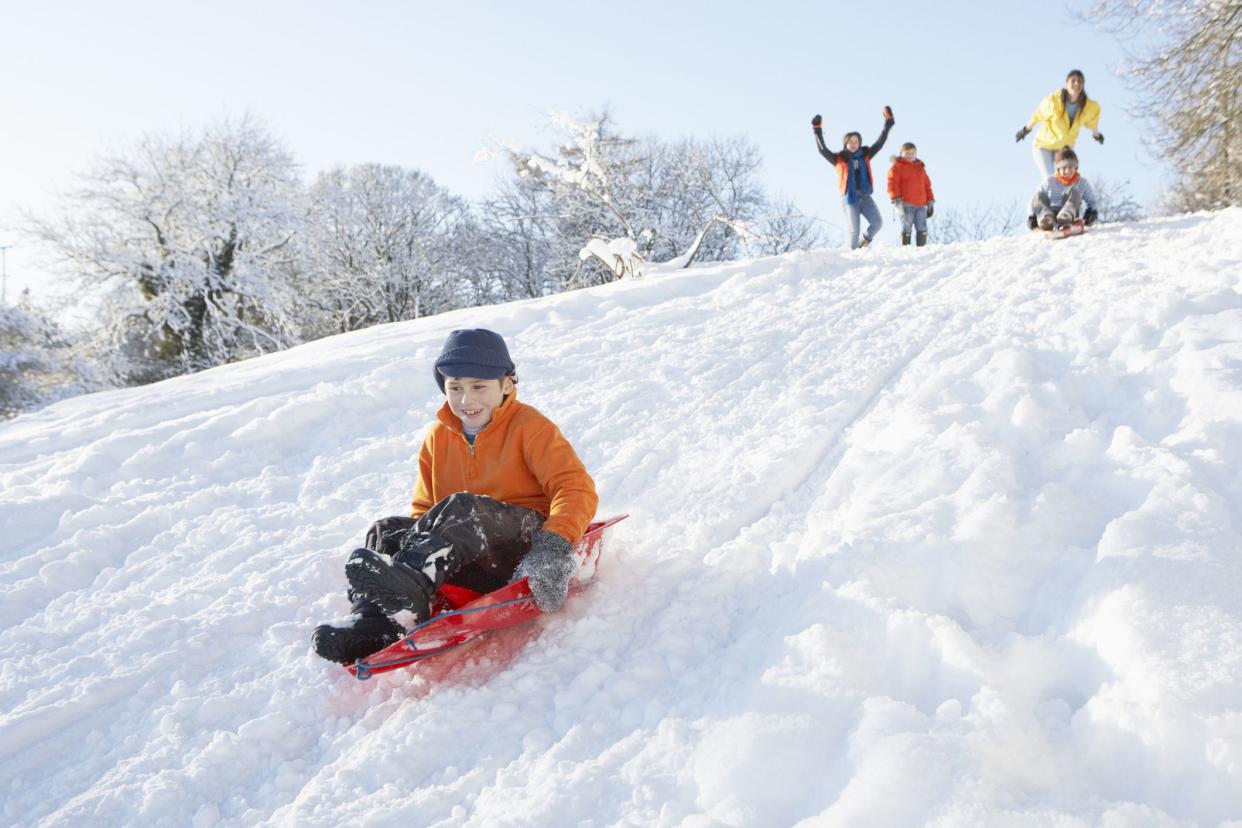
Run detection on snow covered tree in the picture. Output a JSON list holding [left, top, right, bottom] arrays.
[[1082, 0, 1242, 210], [935, 202, 1026, 243], [0, 297, 93, 419], [25, 115, 303, 386], [625, 136, 812, 268], [751, 199, 827, 255], [628, 136, 767, 265], [1091, 176, 1145, 223], [504, 111, 647, 285], [296, 164, 476, 338], [0, 302, 54, 418], [498, 111, 818, 287], [476, 174, 561, 300]]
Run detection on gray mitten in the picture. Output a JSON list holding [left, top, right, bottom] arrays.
[[515, 530, 576, 611]]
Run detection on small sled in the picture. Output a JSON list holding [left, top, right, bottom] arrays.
[[347, 514, 628, 680], [1046, 220, 1086, 240]]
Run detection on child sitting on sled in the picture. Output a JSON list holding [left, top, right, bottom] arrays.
[[1029, 147, 1099, 231], [886, 141, 936, 247], [312, 328, 599, 664]]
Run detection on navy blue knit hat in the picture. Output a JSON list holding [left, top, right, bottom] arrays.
[[433, 328, 515, 392]]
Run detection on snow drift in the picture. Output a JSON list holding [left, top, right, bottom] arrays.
[[2, 210, 1241, 827]]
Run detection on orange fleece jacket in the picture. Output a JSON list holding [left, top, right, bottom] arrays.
[[409, 389, 598, 544]]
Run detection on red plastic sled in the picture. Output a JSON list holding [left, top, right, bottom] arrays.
[[346, 514, 627, 680], [1046, 219, 1087, 240]]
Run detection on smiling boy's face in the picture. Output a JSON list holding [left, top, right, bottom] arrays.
[[443, 375, 513, 430]]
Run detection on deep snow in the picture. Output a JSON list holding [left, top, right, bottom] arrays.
[[2, 210, 1242, 827]]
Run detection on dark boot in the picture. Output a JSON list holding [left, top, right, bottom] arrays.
[[901, 232, 911, 246], [346, 547, 437, 619], [916, 231, 928, 247], [312, 608, 404, 664]]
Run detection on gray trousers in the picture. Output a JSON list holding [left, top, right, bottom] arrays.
[[1032, 142, 1058, 180], [842, 194, 883, 249], [1032, 187, 1083, 222], [900, 203, 928, 234]]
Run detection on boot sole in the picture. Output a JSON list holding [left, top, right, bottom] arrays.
[[312, 624, 400, 664]]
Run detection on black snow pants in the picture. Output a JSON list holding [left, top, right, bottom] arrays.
[[359, 492, 545, 599]]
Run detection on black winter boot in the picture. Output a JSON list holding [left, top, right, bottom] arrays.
[[345, 548, 437, 619], [312, 609, 404, 664], [916, 230, 928, 247], [901, 232, 911, 246]]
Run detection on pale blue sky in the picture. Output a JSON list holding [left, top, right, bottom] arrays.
[[1, 0, 1167, 298]]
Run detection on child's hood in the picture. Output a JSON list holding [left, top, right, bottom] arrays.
[[889, 155, 923, 167]]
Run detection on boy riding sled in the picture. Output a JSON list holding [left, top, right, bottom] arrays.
[[312, 328, 599, 664]]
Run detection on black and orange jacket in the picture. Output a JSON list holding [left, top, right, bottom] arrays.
[[814, 122, 892, 198]]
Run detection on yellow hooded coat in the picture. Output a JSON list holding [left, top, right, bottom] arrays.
[[1028, 90, 1101, 150]]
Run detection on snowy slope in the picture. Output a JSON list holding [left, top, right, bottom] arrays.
[[2, 211, 1242, 827]]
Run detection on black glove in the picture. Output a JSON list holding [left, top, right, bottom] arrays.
[[926, 201, 934, 218], [515, 530, 577, 611], [883, 105, 894, 126], [1015, 126, 1030, 142], [812, 114, 822, 130], [1093, 132, 1105, 145], [1084, 207, 1099, 226], [1028, 213, 1039, 231]]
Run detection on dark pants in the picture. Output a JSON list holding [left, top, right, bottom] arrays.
[[358, 493, 544, 603]]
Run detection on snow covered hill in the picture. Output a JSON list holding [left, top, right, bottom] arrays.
[[3, 211, 1242, 827]]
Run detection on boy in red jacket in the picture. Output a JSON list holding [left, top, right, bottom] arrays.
[[312, 328, 599, 664], [887, 142, 936, 247]]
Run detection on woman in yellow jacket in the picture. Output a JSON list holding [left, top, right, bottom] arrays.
[[312, 328, 599, 664], [1016, 69, 1104, 181]]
